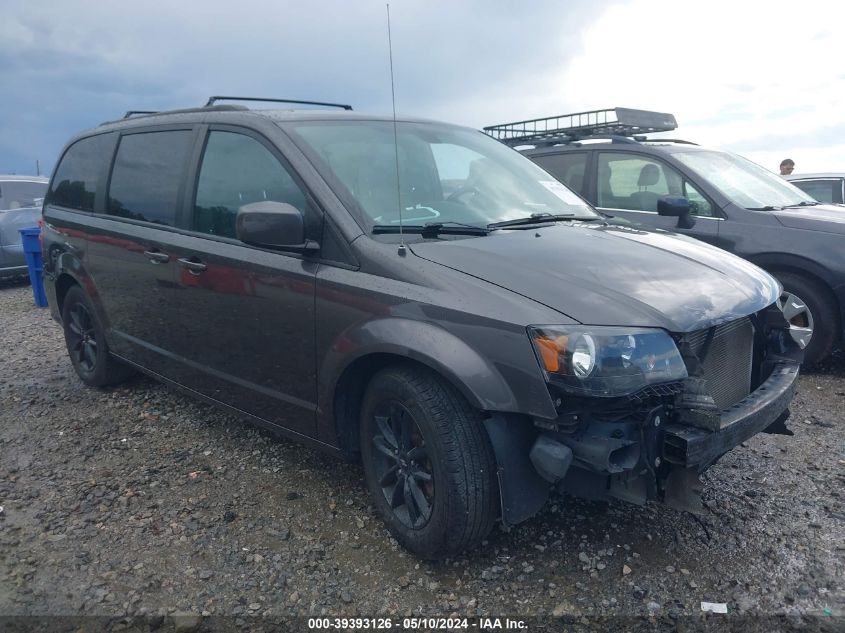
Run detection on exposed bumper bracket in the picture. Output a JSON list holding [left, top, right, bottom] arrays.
[[663, 362, 799, 468]]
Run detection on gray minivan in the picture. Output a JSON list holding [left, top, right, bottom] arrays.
[[42, 99, 801, 558]]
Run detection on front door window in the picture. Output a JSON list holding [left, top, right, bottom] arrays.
[[194, 131, 309, 239], [597, 152, 713, 216]]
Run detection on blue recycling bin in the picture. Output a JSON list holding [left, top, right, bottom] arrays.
[[19, 227, 48, 308]]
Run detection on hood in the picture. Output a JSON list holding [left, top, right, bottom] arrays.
[[773, 204, 845, 234], [410, 222, 780, 333]]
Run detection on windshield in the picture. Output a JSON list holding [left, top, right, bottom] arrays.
[[0, 181, 47, 210], [673, 150, 815, 209], [286, 121, 597, 230]]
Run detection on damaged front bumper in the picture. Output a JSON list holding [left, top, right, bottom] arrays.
[[486, 359, 800, 527], [663, 361, 798, 469]]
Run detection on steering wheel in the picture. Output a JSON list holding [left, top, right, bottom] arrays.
[[446, 185, 483, 203]]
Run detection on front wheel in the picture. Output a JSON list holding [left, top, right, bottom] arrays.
[[360, 365, 498, 559], [775, 271, 837, 366]]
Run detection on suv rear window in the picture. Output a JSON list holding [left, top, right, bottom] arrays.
[[791, 179, 838, 204], [107, 130, 193, 226], [0, 181, 47, 210], [47, 134, 115, 212], [532, 153, 588, 195]]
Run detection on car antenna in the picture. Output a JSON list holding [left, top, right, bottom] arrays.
[[386, 3, 406, 257]]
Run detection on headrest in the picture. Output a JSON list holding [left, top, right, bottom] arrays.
[[638, 163, 660, 187]]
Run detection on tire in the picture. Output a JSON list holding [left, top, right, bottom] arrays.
[[359, 365, 498, 559], [775, 271, 837, 366], [62, 285, 134, 387]]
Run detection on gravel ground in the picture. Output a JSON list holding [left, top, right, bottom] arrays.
[[1, 280, 843, 630]]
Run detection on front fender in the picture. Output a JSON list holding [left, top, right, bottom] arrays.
[[748, 252, 836, 288], [322, 317, 521, 414]]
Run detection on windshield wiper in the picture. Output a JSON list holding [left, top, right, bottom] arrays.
[[372, 222, 490, 237], [784, 201, 820, 208], [487, 212, 600, 229], [746, 205, 781, 211]]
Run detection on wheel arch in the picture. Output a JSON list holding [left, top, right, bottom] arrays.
[[750, 253, 841, 340], [749, 252, 836, 291], [54, 271, 81, 318], [49, 251, 111, 332], [323, 318, 529, 458], [331, 349, 510, 459]]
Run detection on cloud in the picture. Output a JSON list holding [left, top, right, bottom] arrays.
[[559, 0, 845, 172], [2, 0, 843, 175], [0, 0, 609, 174]]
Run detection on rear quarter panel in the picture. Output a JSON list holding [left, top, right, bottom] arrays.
[[42, 207, 97, 324]]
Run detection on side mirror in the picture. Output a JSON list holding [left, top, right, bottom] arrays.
[[657, 196, 696, 229], [235, 201, 318, 254]]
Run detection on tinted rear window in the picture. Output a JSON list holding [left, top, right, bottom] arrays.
[[532, 152, 588, 195], [0, 181, 47, 210], [108, 130, 193, 226], [792, 179, 838, 204], [47, 134, 114, 211]]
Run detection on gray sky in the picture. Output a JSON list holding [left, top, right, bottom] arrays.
[[2, 0, 843, 176]]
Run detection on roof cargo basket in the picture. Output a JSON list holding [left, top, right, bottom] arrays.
[[205, 96, 353, 111], [483, 107, 677, 147]]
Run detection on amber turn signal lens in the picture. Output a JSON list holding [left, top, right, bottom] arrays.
[[534, 335, 568, 373]]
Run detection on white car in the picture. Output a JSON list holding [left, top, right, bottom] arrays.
[[785, 173, 845, 205]]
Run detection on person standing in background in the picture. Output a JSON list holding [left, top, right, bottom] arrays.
[[780, 158, 795, 175]]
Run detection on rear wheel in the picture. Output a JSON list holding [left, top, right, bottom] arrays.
[[775, 272, 837, 366], [360, 365, 498, 559], [62, 285, 134, 387]]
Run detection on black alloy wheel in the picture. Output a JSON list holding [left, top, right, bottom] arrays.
[[371, 400, 434, 529], [360, 365, 498, 559], [66, 302, 98, 373], [62, 285, 134, 387]]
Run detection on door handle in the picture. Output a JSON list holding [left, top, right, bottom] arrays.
[[177, 258, 207, 274], [144, 250, 170, 264]]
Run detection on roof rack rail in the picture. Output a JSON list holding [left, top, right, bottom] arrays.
[[99, 104, 249, 126], [483, 107, 677, 147], [123, 110, 159, 119], [565, 134, 643, 147], [205, 96, 353, 111], [640, 138, 698, 146]]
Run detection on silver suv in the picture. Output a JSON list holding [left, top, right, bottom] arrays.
[[0, 175, 48, 278]]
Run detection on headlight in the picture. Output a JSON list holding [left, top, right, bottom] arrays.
[[571, 334, 596, 376], [528, 325, 688, 397]]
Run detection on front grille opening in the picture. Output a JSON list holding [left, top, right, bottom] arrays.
[[627, 381, 683, 403], [681, 318, 755, 409]]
